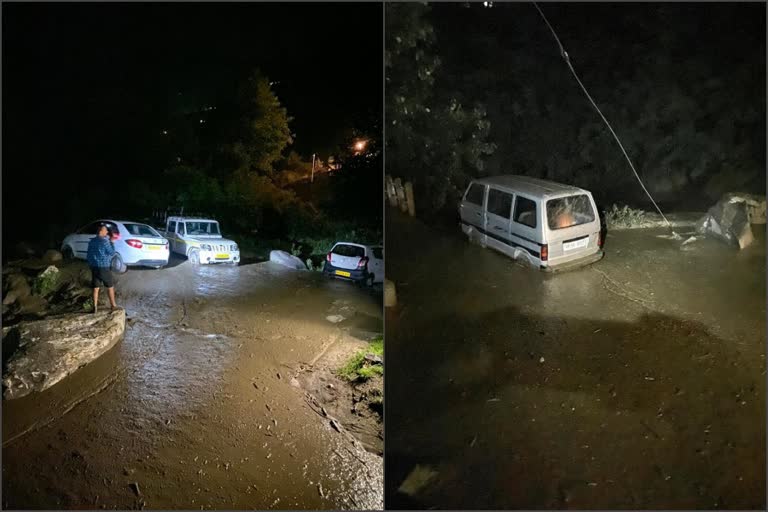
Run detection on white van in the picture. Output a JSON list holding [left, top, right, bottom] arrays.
[[459, 175, 604, 272]]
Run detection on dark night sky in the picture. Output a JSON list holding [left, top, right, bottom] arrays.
[[2, 2, 382, 226]]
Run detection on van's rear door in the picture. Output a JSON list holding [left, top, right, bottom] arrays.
[[544, 194, 601, 264]]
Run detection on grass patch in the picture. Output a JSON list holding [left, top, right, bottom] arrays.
[[338, 336, 383, 382]]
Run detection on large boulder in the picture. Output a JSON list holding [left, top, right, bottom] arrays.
[[2, 273, 31, 306], [697, 193, 764, 249], [2, 309, 126, 400], [269, 250, 307, 271], [42, 249, 63, 264]]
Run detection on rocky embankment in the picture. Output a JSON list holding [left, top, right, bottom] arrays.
[[2, 249, 126, 400]]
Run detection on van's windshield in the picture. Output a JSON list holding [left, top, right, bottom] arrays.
[[546, 195, 595, 230]]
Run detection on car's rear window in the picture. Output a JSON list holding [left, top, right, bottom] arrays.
[[125, 223, 160, 237], [333, 244, 365, 258], [547, 194, 595, 230]]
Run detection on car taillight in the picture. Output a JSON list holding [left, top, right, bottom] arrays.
[[165, 242, 169, 250], [126, 239, 143, 249], [327, 252, 332, 262], [357, 256, 369, 269], [541, 244, 548, 261]]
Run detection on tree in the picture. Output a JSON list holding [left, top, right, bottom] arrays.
[[385, 3, 496, 214], [223, 70, 294, 177]]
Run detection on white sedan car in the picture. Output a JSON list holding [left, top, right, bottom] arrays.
[[62, 219, 170, 269]]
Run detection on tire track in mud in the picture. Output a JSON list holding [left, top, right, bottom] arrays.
[[592, 267, 656, 309]]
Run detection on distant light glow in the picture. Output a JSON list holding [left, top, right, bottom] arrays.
[[162, 130, 168, 135], [353, 139, 368, 153]]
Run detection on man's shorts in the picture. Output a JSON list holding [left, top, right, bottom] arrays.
[[90, 267, 115, 288]]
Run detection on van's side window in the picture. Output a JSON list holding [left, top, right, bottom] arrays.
[[465, 183, 485, 206], [168, 221, 177, 234], [514, 196, 537, 228], [487, 188, 513, 219]]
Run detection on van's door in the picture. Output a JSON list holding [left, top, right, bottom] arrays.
[[485, 187, 515, 257], [510, 195, 544, 263], [459, 182, 487, 243], [176, 222, 187, 255]]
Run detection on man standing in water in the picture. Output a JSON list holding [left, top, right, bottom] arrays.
[[87, 223, 119, 313]]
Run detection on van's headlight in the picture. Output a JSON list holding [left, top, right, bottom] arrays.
[[201, 244, 212, 251], [231, 244, 238, 251]]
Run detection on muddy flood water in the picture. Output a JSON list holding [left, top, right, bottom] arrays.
[[385, 211, 765, 509], [3, 260, 383, 510]]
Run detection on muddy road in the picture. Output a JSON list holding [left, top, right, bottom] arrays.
[[3, 260, 383, 510], [385, 211, 765, 509]]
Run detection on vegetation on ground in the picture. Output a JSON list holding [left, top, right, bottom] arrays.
[[338, 336, 384, 382], [32, 270, 59, 296], [605, 204, 649, 229]]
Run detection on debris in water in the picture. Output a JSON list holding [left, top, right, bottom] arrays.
[[398, 465, 438, 497], [290, 377, 300, 388], [276, 372, 282, 380], [317, 482, 325, 498], [486, 398, 500, 402], [681, 236, 697, 246], [129, 482, 141, 497], [330, 418, 343, 433], [325, 315, 345, 324], [644, 376, 656, 381], [469, 435, 477, 447], [539, 357, 545, 363]]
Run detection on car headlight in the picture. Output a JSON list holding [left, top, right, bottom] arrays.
[[231, 244, 238, 251], [201, 244, 212, 251]]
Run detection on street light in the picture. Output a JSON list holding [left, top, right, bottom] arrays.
[[353, 139, 368, 154]]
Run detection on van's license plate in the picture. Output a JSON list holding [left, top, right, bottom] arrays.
[[563, 237, 589, 252], [335, 270, 351, 277]]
